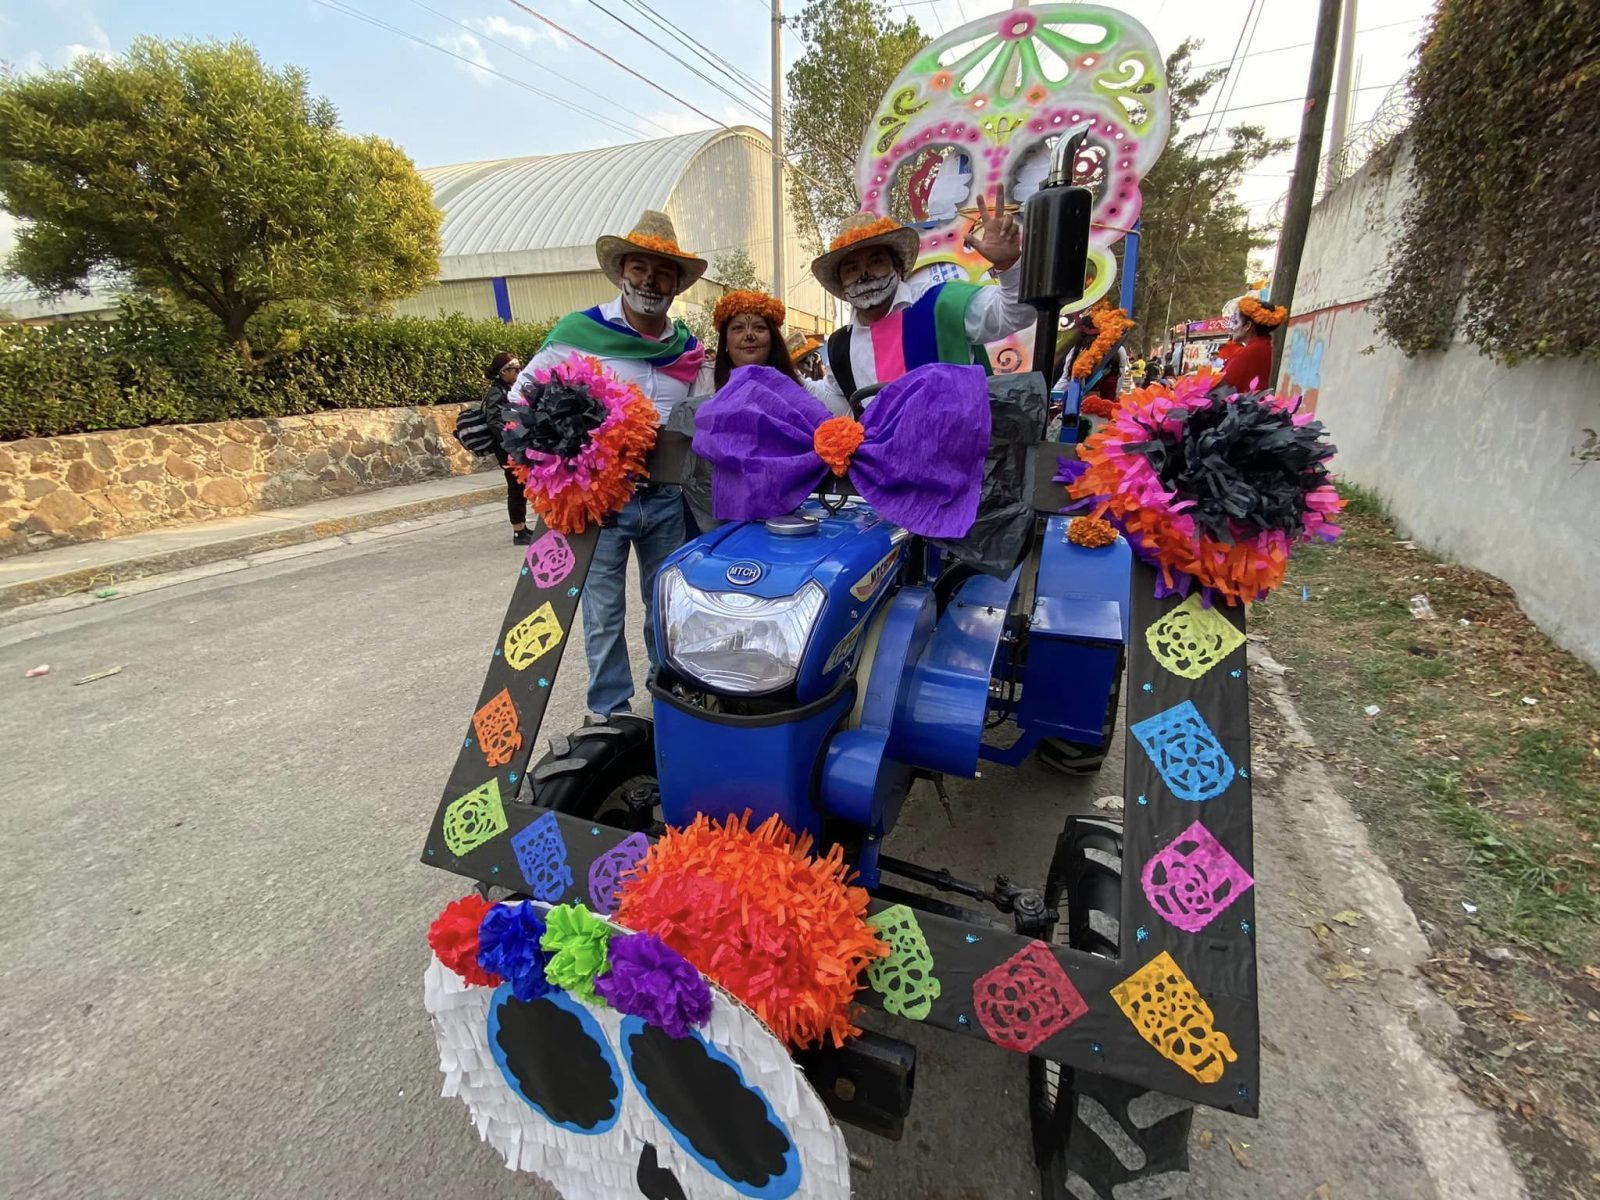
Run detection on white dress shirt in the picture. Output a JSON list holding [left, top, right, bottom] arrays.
[[815, 263, 1035, 410], [515, 295, 696, 423]]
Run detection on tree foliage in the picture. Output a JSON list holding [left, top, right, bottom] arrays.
[[784, 0, 927, 246], [711, 249, 764, 293], [0, 39, 442, 361], [1374, 2, 1599, 363], [1130, 41, 1288, 348]]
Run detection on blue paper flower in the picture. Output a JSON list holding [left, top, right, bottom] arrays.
[[476, 900, 552, 1002]]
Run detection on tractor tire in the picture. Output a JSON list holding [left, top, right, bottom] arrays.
[[1028, 817, 1194, 1200], [524, 713, 658, 828]]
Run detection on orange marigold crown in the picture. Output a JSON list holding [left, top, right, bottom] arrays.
[[1238, 296, 1289, 328], [829, 216, 905, 253], [713, 289, 786, 329]]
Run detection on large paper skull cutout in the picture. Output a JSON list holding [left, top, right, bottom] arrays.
[[856, 4, 1169, 367], [425, 953, 850, 1199]]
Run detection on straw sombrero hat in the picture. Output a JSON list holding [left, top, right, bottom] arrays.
[[786, 329, 823, 360], [595, 210, 707, 294], [810, 212, 921, 299]]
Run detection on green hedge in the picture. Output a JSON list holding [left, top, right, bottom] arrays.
[[0, 302, 555, 441]]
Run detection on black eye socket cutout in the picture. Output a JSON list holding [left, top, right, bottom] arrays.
[[489, 989, 622, 1135], [622, 1018, 801, 1197]]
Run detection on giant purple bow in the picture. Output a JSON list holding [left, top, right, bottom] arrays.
[[691, 363, 992, 539]]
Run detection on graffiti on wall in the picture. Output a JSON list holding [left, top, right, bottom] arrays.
[[1281, 321, 1326, 414]]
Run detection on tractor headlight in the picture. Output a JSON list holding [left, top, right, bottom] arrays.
[[659, 567, 827, 695]]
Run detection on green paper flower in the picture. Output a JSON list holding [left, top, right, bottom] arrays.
[[540, 902, 614, 1005]]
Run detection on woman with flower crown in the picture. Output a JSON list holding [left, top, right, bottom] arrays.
[[1222, 296, 1289, 392]]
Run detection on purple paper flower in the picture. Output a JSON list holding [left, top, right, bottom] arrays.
[[476, 900, 552, 1002], [593, 932, 713, 1038]]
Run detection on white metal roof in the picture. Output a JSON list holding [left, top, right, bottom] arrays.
[[422, 127, 755, 281]]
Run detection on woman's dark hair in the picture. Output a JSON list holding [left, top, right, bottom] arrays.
[[486, 351, 517, 381], [713, 316, 799, 390]]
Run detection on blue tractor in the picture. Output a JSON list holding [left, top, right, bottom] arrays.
[[425, 138, 1261, 1199]]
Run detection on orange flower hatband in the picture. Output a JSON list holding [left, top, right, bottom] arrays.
[[625, 232, 691, 259], [1239, 296, 1289, 328], [828, 216, 905, 254], [713, 289, 786, 329], [1072, 305, 1136, 382], [814, 415, 865, 477]]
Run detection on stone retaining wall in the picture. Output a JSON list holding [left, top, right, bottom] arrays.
[[0, 403, 491, 558]]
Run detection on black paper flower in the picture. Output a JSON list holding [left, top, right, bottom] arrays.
[[503, 376, 608, 462]]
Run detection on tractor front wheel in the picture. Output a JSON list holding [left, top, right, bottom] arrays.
[[524, 713, 658, 829], [1028, 816, 1194, 1200]]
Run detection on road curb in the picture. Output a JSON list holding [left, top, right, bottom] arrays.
[[0, 483, 501, 613]]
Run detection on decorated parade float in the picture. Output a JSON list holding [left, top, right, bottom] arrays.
[[418, 6, 1342, 1197]]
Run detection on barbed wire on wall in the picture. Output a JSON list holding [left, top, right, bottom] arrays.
[[1262, 78, 1416, 228]]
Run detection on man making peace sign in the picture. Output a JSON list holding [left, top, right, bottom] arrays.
[[810, 186, 1034, 409]]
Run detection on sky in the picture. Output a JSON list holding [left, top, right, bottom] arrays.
[[1, 0, 1438, 273]]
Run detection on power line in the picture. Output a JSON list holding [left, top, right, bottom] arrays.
[[618, 0, 773, 104], [1202, 0, 1266, 156], [309, 0, 649, 141], [1192, 17, 1427, 71], [398, 0, 679, 138], [573, 0, 770, 121]]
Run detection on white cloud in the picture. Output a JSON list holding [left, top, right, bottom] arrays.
[[466, 15, 565, 52], [434, 31, 495, 86]]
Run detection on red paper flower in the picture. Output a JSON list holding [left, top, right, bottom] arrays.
[[428, 893, 501, 987], [614, 813, 887, 1049]]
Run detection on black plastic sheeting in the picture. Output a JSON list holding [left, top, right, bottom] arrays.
[[927, 372, 1050, 578]]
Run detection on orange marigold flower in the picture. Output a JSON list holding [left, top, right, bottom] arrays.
[[1238, 296, 1289, 328], [1068, 516, 1119, 549], [713, 289, 786, 329], [829, 216, 905, 254], [1081, 394, 1117, 419], [814, 415, 866, 476], [1071, 304, 1136, 382]]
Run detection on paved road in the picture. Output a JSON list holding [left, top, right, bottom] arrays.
[[0, 510, 1522, 1199]]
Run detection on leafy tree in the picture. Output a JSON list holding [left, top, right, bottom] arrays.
[[1130, 41, 1289, 348], [0, 38, 441, 361], [785, 0, 927, 245], [711, 249, 763, 293]]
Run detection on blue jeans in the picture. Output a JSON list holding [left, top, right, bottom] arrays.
[[581, 486, 686, 716]]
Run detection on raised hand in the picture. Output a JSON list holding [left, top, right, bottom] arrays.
[[965, 184, 1022, 272]]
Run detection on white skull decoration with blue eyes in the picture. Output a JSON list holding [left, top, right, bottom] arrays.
[[425, 955, 850, 1199], [857, 3, 1170, 364]]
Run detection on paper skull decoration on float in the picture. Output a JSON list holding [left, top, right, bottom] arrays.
[[856, 3, 1169, 369], [425, 947, 851, 1200]]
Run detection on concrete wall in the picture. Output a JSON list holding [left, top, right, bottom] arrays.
[[1280, 140, 1600, 670], [0, 404, 489, 558]]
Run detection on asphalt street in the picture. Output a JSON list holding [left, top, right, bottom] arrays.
[[0, 509, 1522, 1199]]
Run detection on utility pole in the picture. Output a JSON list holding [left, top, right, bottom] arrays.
[[1270, 0, 1342, 379], [770, 0, 786, 302], [1322, 0, 1359, 191]]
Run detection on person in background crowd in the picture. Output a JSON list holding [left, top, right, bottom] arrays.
[[808, 193, 1028, 410], [510, 210, 705, 718], [788, 330, 824, 380], [1222, 296, 1289, 392], [483, 351, 529, 545], [670, 290, 832, 535]]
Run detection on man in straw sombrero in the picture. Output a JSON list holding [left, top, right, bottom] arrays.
[[511, 210, 707, 718], [811, 187, 1033, 411]]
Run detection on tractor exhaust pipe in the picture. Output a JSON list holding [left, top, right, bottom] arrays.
[[1018, 124, 1095, 384]]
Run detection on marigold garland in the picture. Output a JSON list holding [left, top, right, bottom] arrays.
[[1068, 516, 1118, 549], [713, 289, 786, 329], [1068, 375, 1343, 605], [623, 232, 691, 259], [1080, 394, 1117, 419], [813, 415, 866, 477], [1238, 296, 1289, 328], [1071, 305, 1136, 382], [504, 353, 658, 534], [829, 215, 904, 253], [613, 813, 887, 1049]]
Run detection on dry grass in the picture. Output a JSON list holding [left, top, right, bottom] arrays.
[[1252, 486, 1600, 1198]]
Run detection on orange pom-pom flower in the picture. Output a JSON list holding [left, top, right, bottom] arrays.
[[813, 416, 866, 477], [613, 813, 887, 1049]]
